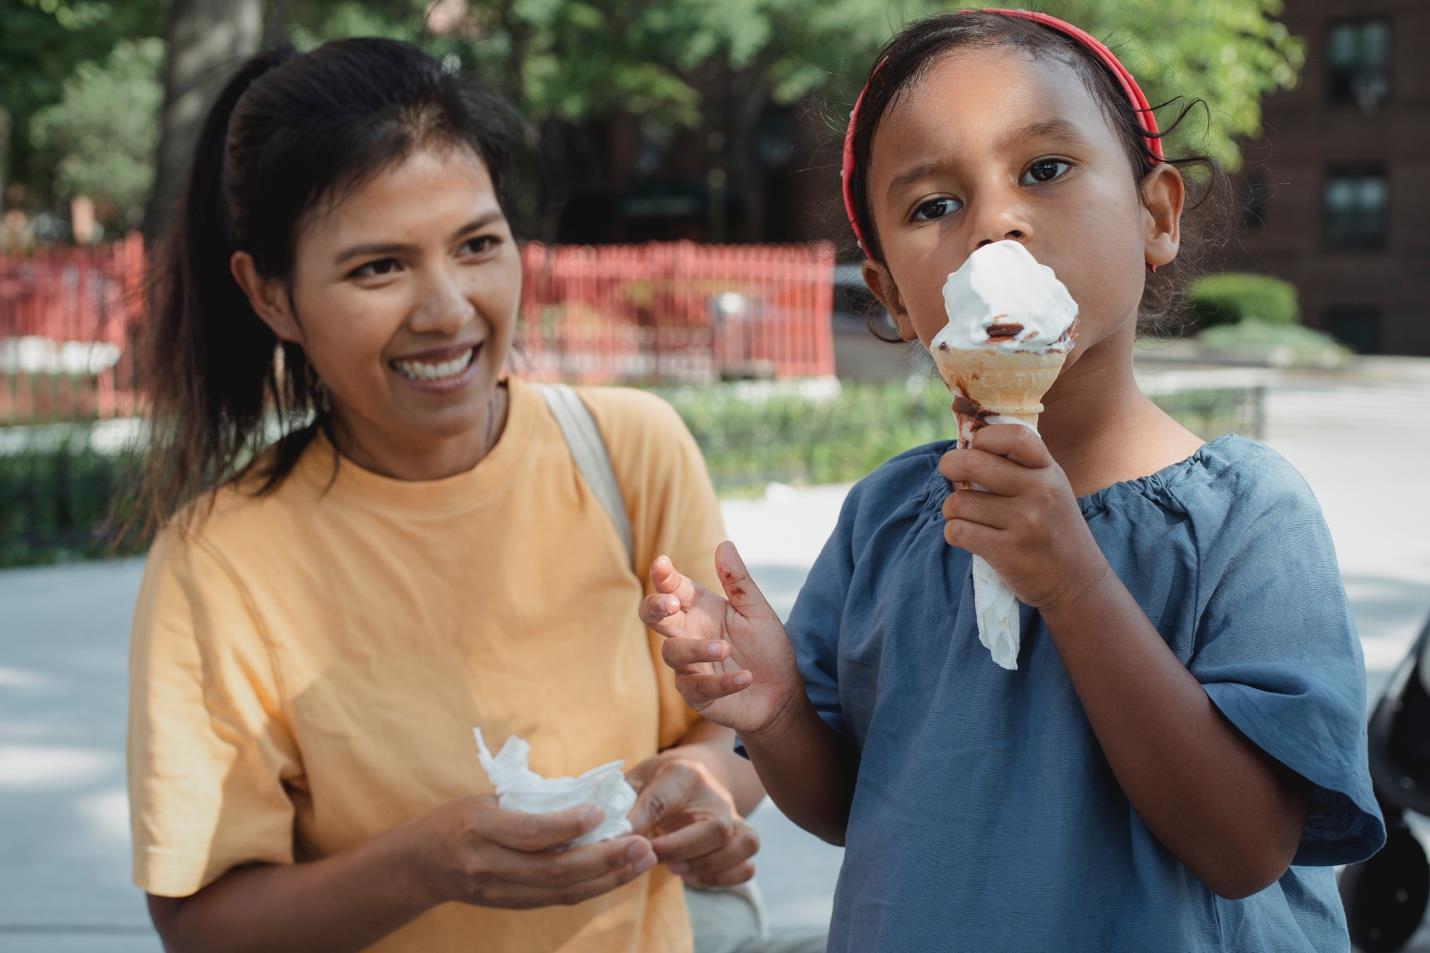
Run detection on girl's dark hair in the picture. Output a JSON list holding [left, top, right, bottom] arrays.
[[845, 11, 1232, 337], [133, 38, 532, 536]]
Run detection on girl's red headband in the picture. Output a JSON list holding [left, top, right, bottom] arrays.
[[840, 8, 1165, 258]]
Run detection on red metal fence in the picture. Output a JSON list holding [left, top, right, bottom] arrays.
[[0, 236, 836, 425], [0, 234, 145, 423]]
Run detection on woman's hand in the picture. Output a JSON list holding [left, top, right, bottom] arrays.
[[625, 756, 760, 888], [939, 424, 1110, 611], [417, 796, 657, 910], [640, 541, 803, 738]]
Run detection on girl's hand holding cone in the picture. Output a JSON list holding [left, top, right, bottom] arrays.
[[939, 424, 1111, 613]]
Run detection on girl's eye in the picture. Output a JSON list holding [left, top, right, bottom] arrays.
[[1022, 159, 1072, 185], [911, 197, 962, 222], [460, 235, 500, 256], [350, 258, 400, 280]]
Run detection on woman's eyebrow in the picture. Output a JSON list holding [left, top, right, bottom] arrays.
[[884, 118, 1089, 202], [332, 211, 504, 266]]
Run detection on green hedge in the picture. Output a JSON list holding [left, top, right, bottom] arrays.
[[0, 435, 144, 567], [1187, 273, 1300, 330], [0, 382, 1262, 567]]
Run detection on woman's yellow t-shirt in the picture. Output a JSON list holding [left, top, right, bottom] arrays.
[[127, 377, 726, 953]]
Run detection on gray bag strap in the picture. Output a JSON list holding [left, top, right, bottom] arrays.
[[537, 383, 634, 565], [537, 383, 777, 947]]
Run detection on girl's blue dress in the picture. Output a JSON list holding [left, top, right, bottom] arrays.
[[780, 435, 1384, 952]]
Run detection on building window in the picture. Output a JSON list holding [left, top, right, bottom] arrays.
[[1323, 305, 1382, 354], [1327, 18, 1391, 108], [1324, 167, 1388, 251]]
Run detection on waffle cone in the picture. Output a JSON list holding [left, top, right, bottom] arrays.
[[931, 345, 1067, 440]]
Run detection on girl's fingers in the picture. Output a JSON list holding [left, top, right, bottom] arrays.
[[713, 542, 775, 619], [639, 591, 682, 629], [649, 555, 701, 608], [938, 447, 1029, 495], [677, 670, 753, 703], [968, 423, 1053, 468], [941, 487, 1008, 530], [661, 636, 728, 672], [943, 515, 1002, 555]]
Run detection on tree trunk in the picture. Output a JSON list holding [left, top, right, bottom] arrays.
[[141, 0, 262, 244]]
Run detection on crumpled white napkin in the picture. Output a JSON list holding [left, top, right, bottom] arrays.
[[472, 728, 637, 846], [971, 554, 1021, 670], [964, 415, 1038, 672]]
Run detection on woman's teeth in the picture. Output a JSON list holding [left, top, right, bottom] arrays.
[[392, 347, 475, 381]]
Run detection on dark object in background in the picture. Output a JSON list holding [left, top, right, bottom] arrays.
[[1341, 613, 1430, 952]]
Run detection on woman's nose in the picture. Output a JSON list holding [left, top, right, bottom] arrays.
[[409, 266, 475, 335]]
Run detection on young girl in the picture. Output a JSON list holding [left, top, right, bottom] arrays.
[[646, 9, 1385, 951], [126, 38, 774, 953]]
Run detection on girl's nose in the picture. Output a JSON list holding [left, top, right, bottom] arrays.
[[409, 267, 476, 335], [967, 188, 1033, 254]]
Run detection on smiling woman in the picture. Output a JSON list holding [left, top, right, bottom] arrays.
[[124, 37, 791, 953]]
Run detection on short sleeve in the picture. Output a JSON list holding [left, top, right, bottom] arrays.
[[127, 526, 302, 897], [585, 388, 726, 751], [1189, 478, 1385, 867]]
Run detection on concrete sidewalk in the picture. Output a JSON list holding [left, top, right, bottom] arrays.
[[2, 369, 1429, 950]]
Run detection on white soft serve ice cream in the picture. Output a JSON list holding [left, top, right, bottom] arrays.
[[933, 239, 1077, 353]]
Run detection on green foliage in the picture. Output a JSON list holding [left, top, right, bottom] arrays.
[[0, 431, 143, 567], [660, 378, 1260, 494], [1187, 272, 1300, 330], [28, 37, 163, 229], [0, 379, 1262, 567], [276, 0, 1302, 171], [0, 0, 166, 202], [1197, 319, 1350, 368], [1018, 0, 1305, 171]]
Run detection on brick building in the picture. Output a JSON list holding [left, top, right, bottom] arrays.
[[1230, 0, 1430, 355]]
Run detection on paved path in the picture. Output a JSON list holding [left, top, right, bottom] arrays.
[[2, 366, 1429, 950]]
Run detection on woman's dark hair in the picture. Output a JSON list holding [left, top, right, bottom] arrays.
[[132, 37, 532, 536], [844, 11, 1232, 337]]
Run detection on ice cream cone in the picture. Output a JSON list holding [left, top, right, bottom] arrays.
[[931, 344, 1067, 446]]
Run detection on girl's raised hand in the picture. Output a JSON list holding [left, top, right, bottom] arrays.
[[939, 424, 1110, 612], [640, 542, 802, 737]]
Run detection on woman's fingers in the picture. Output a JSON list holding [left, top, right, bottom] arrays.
[[478, 802, 604, 853], [682, 860, 757, 889], [496, 836, 654, 889], [480, 841, 658, 909], [650, 815, 741, 865], [667, 823, 759, 879]]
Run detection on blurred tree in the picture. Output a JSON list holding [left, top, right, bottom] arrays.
[[0, 0, 166, 215], [29, 38, 164, 233], [3, 0, 1302, 243], [142, 0, 262, 240], [285, 0, 1298, 241]]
